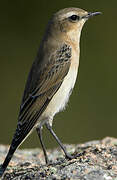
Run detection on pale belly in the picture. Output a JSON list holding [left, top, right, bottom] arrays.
[[40, 62, 79, 123]]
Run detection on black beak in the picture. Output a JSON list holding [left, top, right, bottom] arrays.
[[83, 12, 102, 19]]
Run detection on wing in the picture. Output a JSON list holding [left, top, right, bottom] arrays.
[[12, 43, 72, 147]]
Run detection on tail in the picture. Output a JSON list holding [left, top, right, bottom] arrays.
[[0, 115, 38, 177], [0, 165, 5, 178], [0, 144, 17, 177], [0, 125, 31, 178], [0, 99, 48, 177], [0, 122, 29, 177]]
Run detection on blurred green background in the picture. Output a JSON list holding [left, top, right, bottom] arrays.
[[0, 0, 117, 149]]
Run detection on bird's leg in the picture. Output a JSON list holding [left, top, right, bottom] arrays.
[[36, 126, 50, 164], [45, 122, 78, 160]]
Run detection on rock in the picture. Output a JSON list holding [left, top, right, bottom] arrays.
[[0, 137, 117, 179]]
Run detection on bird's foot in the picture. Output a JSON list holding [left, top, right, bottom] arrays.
[[65, 151, 85, 160]]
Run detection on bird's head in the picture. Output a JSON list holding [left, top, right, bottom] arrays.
[[46, 8, 101, 43]]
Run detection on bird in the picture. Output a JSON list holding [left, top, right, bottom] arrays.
[[0, 7, 101, 177]]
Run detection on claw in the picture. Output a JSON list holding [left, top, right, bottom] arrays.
[[65, 152, 84, 160]]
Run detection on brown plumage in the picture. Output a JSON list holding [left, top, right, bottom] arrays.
[[0, 8, 101, 177]]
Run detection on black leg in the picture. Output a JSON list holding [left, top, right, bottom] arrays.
[[45, 122, 77, 160], [36, 126, 49, 164]]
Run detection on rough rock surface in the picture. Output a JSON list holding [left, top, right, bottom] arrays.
[[0, 137, 117, 179]]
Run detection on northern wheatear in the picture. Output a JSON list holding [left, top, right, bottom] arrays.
[[0, 7, 101, 176]]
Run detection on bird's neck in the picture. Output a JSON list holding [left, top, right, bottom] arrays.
[[66, 29, 82, 45]]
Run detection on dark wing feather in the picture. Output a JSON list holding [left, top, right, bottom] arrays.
[[11, 43, 72, 147]]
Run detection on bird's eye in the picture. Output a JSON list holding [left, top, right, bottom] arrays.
[[69, 15, 80, 21]]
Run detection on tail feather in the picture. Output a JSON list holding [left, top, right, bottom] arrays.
[[0, 145, 16, 177], [0, 165, 5, 177], [0, 97, 51, 177]]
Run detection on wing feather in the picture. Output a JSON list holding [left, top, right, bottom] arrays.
[[11, 43, 72, 147]]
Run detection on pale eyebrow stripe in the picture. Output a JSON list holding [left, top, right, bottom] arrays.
[[60, 11, 76, 19]]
